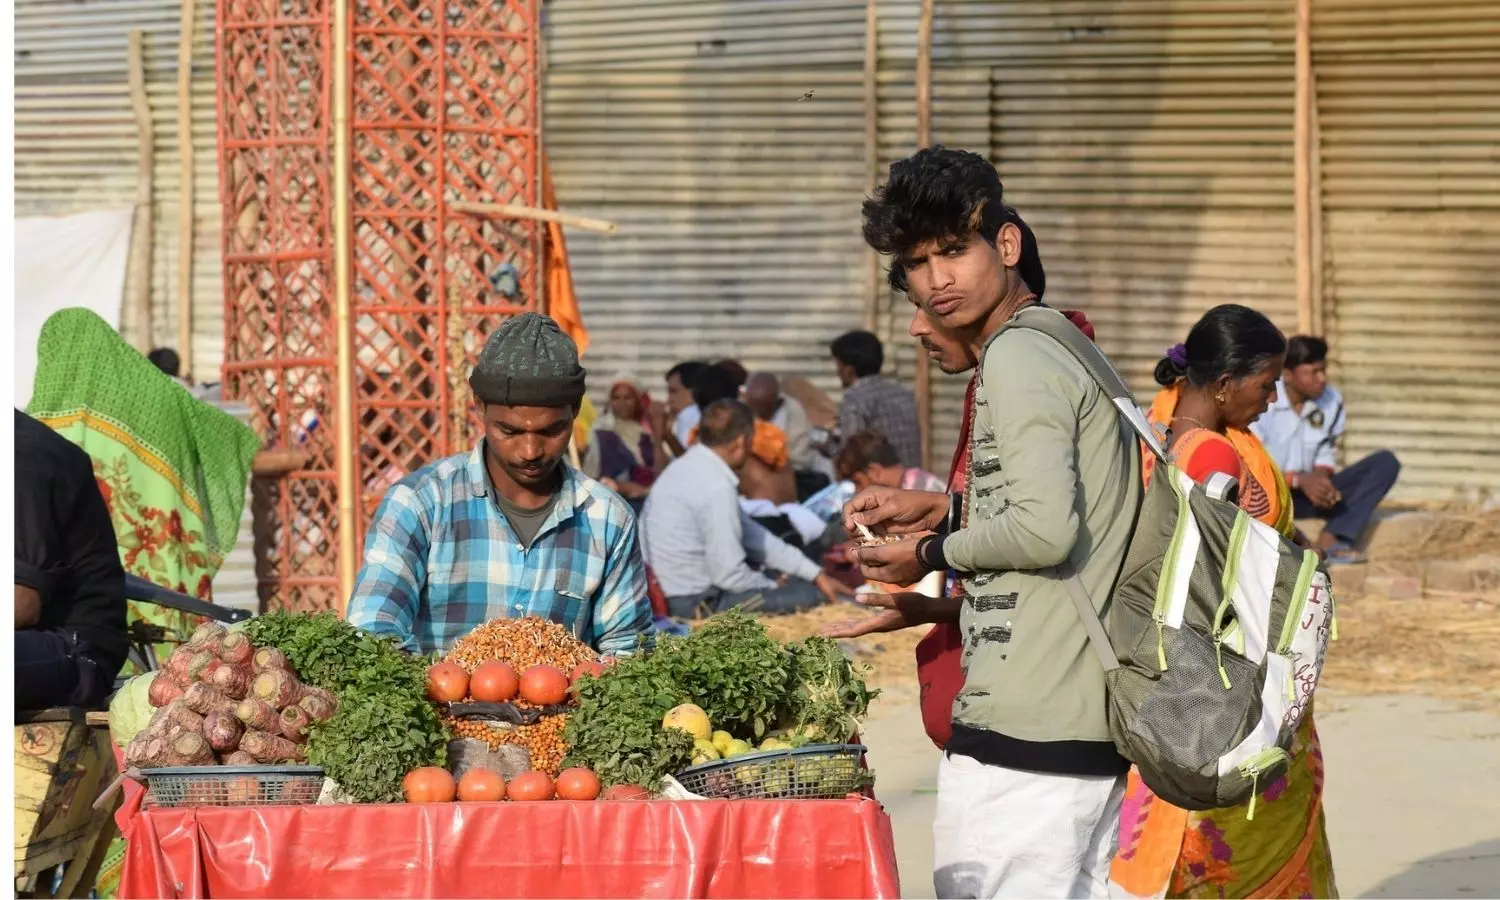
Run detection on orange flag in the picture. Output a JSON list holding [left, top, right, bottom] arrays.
[[541, 154, 589, 358]]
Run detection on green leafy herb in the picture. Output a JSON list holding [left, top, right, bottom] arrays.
[[783, 636, 879, 743], [245, 611, 448, 803], [562, 652, 695, 790], [653, 610, 790, 740]]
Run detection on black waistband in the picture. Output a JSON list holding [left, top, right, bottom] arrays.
[[947, 723, 1130, 777]]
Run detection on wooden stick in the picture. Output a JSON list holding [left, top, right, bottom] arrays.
[[176, 0, 196, 378], [862, 0, 881, 333], [333, 0, 358, 608], [914, 0, 936, 472], [127, 30, 154, 353], [1294, 0, 1313, 334], [449, 202, 619, 235]]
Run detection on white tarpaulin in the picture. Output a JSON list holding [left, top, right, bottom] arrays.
[[14, 208, 135, 407]]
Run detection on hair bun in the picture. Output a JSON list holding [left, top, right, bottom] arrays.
[[1154, 355, 1187, 386]]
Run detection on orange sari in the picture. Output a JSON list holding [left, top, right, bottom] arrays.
[[1112, 384, 1336, 899]]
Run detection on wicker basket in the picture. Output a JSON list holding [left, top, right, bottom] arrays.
[[141, 765, 325, 808], [673, 744, 869, 800]]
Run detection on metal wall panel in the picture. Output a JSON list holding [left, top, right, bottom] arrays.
[[15, 0, 225, 376], [1315, 0, 1500, 501]]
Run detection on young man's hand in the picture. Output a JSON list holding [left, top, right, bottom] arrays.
[[852, 535, 929, 586], [1298, 470, 1342, 509], [843, 487, 949, 536], [820, 591, 962, 638]]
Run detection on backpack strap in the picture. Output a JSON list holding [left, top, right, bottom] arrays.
[[998, 307, 1156, 673]]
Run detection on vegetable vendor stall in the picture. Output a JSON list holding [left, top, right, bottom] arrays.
[[108, 611, 900, 898]]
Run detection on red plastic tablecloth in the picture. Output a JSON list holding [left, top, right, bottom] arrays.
[[119, 798, 901, 898]]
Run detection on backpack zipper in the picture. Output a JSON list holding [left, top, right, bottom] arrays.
[[1277, 550, 1322, 703], [1211, 512, 1252, 690], [1235, 747, 1289, 822], [1150, 469, 1196, 672]]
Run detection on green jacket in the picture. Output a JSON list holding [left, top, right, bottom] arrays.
[[943, 315, 1141, 776]]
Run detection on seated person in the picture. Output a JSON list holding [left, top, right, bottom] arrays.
[[744, 371, 833, 501], [347, 313, 653, 656], [1251, 335, 1400, 563], [828, 330, 922, 468], [687, 365, 797, 507], [659, 360, 708, 459], [641, 400, 852, 618], [835, 431, 946, 494], [15, 409, 129, 711], [583, 372, 659, 510]]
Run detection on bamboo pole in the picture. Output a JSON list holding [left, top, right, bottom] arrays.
[[1294, 0, 1313, 334], [449, 202, 618, 235], [861, 0, 880, 333], [333, 0, 358, 607], [127, 30, 154, 353], [176, 0, 196, 378], [914, 0, 935, 472], [1309, 68, 1326, 337]]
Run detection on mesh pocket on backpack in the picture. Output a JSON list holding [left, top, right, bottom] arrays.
[[1129, 626, 1259, 772]]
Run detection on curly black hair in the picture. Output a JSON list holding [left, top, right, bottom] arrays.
[[862, 146, 1044, 298]]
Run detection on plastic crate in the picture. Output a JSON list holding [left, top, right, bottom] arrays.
[[141, 765, 325, 808], [673, 744, 869, 800]]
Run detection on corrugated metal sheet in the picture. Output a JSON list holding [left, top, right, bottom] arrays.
[[1314, 0, 1500, 501], [545, 1, 875, 410], [14, 0, 224, 376]]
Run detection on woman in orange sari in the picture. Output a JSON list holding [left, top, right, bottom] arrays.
[[1113, 304, 1337, 899]]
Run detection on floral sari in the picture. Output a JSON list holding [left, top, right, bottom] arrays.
[[1111, 383, 1337, 899]]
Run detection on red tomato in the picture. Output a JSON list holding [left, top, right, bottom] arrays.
[[555, 767, 602, 801], [507, 771, 555, 802], [568, 660, 607, 693], [426, 662, 469, 703], [457, 768, 506, 802], [519, 665, 570, 706], [469, 661, 520, 703], [403, 767, 456, 803], [601, 784, 650, 801]]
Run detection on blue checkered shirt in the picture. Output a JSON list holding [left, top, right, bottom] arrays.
[[347, 442, 654, 657]]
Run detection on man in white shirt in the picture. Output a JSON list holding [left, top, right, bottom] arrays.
[[641, 399, 851, 618], [1251, 335, 1400, 563], [655, 360, 707, 458]]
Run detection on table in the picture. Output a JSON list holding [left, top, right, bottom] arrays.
[[119, 797, 901, 898]]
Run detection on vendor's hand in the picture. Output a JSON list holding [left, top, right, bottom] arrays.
[[814, 573, 856, 605], [843, 487, 949, 536], [1298, 470, 1341, 509], [851, 536, 929, 587]]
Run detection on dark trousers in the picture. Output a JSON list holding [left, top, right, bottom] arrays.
[[1292, 450, 1401, 544], [666, 580, 824, 620], [15, 629, 110, 711]]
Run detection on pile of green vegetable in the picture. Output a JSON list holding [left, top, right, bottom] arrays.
[[244, 611, 448, 802], [563, 610, 877, 790]]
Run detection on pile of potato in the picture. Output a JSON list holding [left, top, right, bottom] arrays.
[[124, 623, 338, 769]]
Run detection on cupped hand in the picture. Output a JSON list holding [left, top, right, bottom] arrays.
[[842, 487, 948, 536]]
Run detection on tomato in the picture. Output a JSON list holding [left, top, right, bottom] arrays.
[[426, 662, 469, 703], [568, 660, 606, 692], [555, 767, 601, 801], [519, 665, 570, 706], [403, 767, 456, 803], [601, 784, 650, 801], [469, 661, 520, 703], [507, 770, 555, 802], [457, 768, 507, 802]]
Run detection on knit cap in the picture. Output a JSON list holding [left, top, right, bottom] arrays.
[[468, 312, 587, 407]]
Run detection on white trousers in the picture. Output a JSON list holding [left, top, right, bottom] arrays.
[[933, 753, 1126, 900]]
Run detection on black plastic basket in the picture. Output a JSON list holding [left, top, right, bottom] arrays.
[[141, 765, 325, 808], [673, 744, 869, 800]]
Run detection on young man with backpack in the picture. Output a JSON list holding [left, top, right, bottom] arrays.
[[846, 148, 1141, 899]]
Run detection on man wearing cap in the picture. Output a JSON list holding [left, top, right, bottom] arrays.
[[347, 313, 653, 657]]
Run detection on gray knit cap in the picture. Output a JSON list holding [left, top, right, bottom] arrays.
[[468, 312, 587, 407]]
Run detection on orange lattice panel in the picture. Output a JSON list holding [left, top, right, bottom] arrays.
[[219, 0, 540, 609]]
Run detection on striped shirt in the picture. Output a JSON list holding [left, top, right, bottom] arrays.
[[346, 442, 653, 657]]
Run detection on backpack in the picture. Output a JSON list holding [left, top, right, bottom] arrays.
[[1005, 307, 1335, 814]]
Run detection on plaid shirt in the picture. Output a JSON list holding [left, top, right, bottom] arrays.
[[838, 375, 923, 468], [347, 442, 653, 657]]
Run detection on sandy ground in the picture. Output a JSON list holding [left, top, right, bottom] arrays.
[[861, 691, 1500, 899]]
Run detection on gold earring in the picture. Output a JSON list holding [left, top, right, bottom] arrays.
[[1216, 391, 1228, 404]]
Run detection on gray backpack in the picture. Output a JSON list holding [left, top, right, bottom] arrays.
[[1007, 308, 1334, 815]]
